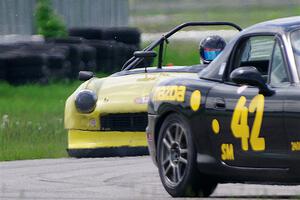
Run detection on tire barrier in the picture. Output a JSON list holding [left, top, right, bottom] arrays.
[[79, 44, 97, 72], [102, 27, 141, 48], [69, 27, 141, 47], [5, 52, 46, 85], [0, 27, 144, 84], [68, 28, 104, 40], [85, 40, 139, 73]]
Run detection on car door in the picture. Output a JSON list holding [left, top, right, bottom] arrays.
[[205, 35, 290, 168], [284, 30, 300, 166]]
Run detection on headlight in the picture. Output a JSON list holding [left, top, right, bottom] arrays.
[[75, 90, 97, 113]]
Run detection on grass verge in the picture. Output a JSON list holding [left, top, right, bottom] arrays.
[[131, 5, 300, 32], [0, 73, 108, 161], [0, 81, 80, 161]]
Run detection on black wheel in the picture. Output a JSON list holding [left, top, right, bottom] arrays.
[[157, 113, 217, 197]]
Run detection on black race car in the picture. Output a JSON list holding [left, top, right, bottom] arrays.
[[147, 16, 300, 197]]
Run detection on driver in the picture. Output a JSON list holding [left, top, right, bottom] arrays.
[[199, 35, 226, 64]]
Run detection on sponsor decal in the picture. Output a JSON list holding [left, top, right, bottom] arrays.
[[221, 143, 234, 160], [89, 118, 96, 127], [190, 90, 201, 111], [152, 85, 186, 102], [291, 142, 300, 151], [231, 94, 265, 151], [134, 96, 149, 104], [237, 85, 248, 94], [212, 119, 220, 134], [218, 62, 226, 75]]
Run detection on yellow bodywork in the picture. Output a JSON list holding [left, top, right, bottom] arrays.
[[65, 69, 198, 149], [68, 130, 146, 149]]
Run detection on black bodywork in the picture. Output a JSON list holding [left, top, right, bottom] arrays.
[[147, 17, 300, 184]]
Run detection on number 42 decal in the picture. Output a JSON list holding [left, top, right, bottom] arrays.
[[231, 94, 265, 151]]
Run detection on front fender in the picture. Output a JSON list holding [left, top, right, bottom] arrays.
[[64, 77, 106, 130], [148, 77, 217, 160]]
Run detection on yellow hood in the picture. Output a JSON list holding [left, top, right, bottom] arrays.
[[65, 71, 198, 130]]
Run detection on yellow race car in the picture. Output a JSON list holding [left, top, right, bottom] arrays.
[[64, 22, 240, 157], [65, 68, 199, 157]]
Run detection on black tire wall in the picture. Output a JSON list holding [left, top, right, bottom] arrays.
[[0, 26, 142, 84]]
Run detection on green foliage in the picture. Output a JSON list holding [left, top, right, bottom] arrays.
[[35, 0, 67, 38]]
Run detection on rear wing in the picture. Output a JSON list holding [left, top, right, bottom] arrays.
[[122, 21, 242, 71]]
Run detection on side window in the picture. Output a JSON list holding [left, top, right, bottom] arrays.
[[270, 42, 289, 85], [231, 36, 275, 80], [242, 36, 275, 62]]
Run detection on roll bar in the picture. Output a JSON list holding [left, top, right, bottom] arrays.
[[122, 21, 242, 71]]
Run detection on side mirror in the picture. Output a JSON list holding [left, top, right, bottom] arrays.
[[78, 71, 94, 81], [230, 66, 275, 96], [134, 51, 157, 58]]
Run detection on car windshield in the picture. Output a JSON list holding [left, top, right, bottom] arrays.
[[291, 29, 300, 74]]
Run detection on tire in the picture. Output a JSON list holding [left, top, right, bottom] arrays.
[[5, 52, 46, 84], [85, 40, 118, 72], [68, 28, 104, 40], [46, 36, 85, 44], [0, 53, 12, 80], [157, 113, 217, 197], [79, 45, 96, 71], [52, 44, 81, 79], [0, 58, 6, 80], [102, 27, 141, 47], [0, 44, 22, 53], [46, 54, 66, 69]]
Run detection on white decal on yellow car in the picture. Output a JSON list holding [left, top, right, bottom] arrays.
[[134, 96, 149, 104]]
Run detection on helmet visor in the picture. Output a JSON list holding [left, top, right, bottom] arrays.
[[203, 48, 222, 61]]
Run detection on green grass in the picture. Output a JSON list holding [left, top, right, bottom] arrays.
[[131, 5, 300, 32], [0, 73, 109, 161], [0, 82, 80, 161], [149, 41, 200, 67], [163, 41, 199, 66]]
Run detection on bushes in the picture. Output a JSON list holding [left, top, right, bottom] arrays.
[[35, 0, 67, 38]]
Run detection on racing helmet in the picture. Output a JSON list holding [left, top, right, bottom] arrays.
[[199, 35, 226, 64]]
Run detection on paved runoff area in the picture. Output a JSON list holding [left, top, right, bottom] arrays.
[[1, 156, 300, 200]]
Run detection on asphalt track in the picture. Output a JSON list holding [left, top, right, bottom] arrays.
[[1, 156, 300, 200]]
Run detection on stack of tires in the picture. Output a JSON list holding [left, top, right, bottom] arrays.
[[6, 52, 46, 85], [16, 44, 71, 83], [69, 27, 141, 73], [46, 37, 97, 75], [0, 44, 46, 84], [0, 41, 97, 84], [0, 26, 144, 85], [0, 45, 16, 81]]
